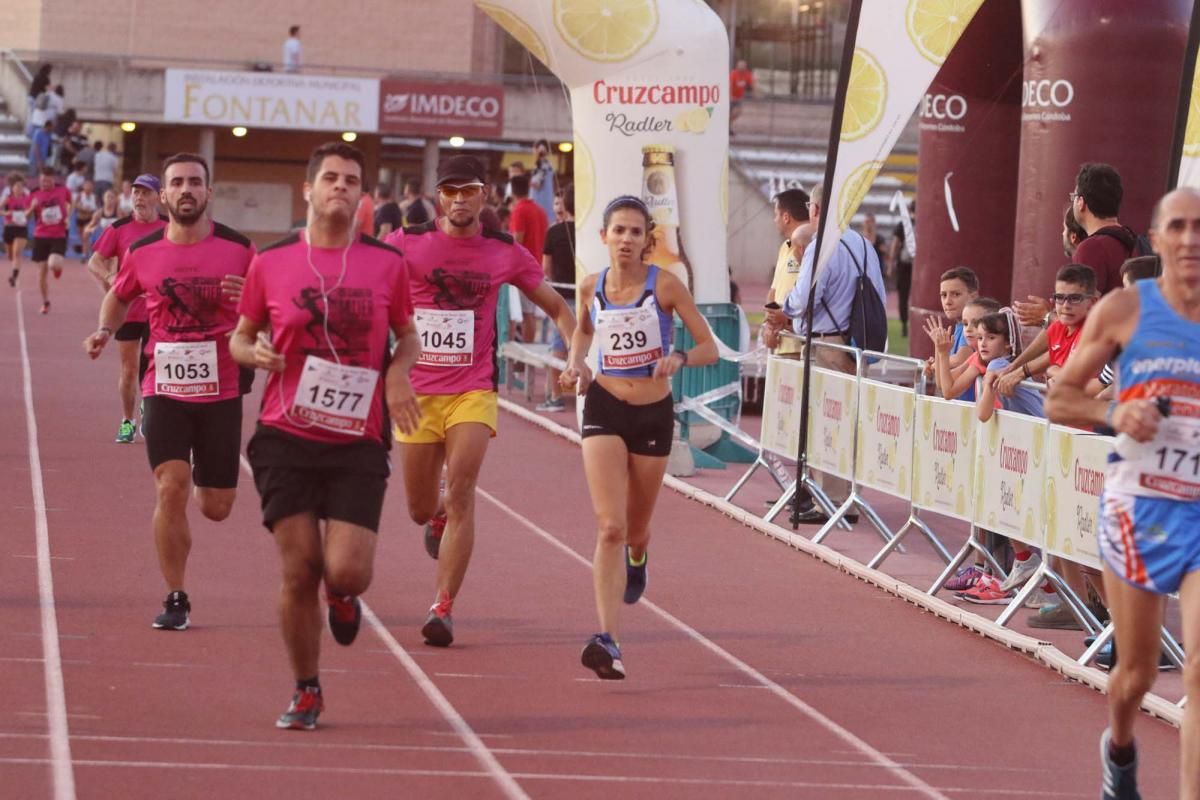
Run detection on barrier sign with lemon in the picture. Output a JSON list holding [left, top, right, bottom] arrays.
[[973, 409, 1048, 549], [912, 396, 976, 521], [1043, 426, 1110, 572], [474, 0, 731, 303], [855, 378, 915, 499]]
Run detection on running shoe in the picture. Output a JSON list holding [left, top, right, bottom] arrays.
[[152, 590, 190, 630], [943, 564, 984, 593], [421, 606, 454, 647], [40, 302, 49, 315], [581, 632, 625, 680], [424, 511, 447, 560], [276, 686, 323, 731], [1099, 728, 1140, 800], [1022, 586, 1055, 610], [623, 547, 647, 605], [958, 574, 1013, 605], [115, 419, 136, 444], [326, 590, 362, 646], [535, 397, 565, 412], [7, 271, 15, 287], [1087, 638, 1176, 672], [52, 265, 62, 280], [999, 553, 1041, 592], [1028, 601, 1083, 631]]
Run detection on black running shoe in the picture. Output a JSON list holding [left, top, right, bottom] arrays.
[[152, 590, 190, 630], [276, 686, 323, 731], [424, 511, 446, 560], [421, 606, 454, 647], [1099, 728, 1140, 799], [326, 591, 361, 646], [623, 547, 647, 604], [581, 632, 625, 680]]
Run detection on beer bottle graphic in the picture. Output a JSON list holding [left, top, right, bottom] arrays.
[[641, 144, 693, 290]]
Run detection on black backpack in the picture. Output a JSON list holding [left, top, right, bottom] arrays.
[[1094, 225, 1154, 257], [820, 236, 888, 352]]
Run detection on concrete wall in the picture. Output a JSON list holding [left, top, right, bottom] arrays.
[[0, 0, 42, 52], [726, 163, 781, 291]]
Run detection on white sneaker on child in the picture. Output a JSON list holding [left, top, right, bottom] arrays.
[[1000, 553, 1042, 592]]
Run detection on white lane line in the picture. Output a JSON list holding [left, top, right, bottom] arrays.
[[0, 759, 1084, 795], [16, 290, 77, 800], [0, 732, 1055, 773], [237, 455, 528, 800], [476, 486, 951, 800]]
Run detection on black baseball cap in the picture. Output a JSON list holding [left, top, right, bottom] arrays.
[[436, 155, 487, 186]]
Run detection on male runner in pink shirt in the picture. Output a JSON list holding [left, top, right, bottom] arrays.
[[385, 154, 575, 647], [83, 153, 254, 632], [88, 173, 167, 443], [231, 142, 421, 731], [27, 167, 71, 313]]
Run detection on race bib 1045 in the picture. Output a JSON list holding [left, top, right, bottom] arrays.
[[415, 308, 473, 367], [154, 341, 218, 397]]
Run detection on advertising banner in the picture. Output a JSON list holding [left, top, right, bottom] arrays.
[[1044, 426, 1110, 571], [164, 69, 379, 132], [912, 396, 976, 520], [1178, 59, 1200, 188], [379, 79, 504, 137], [855, 378, 915, 499], [973, 410, 1048, 548], [762, 356, 803, 459], [808, 367, 857, 481], [473, 0, 730, 302]]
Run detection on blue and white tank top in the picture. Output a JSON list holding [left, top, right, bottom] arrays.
[[1106, 279, 1200, 500], [590, 264, 674, 377]]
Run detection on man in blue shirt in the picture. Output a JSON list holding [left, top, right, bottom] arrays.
[[529, 139, 557, 222], [29, 120, 54, 175], [765, 181, 886, 524]]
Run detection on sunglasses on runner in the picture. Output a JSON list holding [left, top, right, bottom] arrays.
[[437, 183, 485, 199], [1052, 292, 1093, 305]]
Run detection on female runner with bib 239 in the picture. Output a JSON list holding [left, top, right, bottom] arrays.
[[559, 195, 717, 680]]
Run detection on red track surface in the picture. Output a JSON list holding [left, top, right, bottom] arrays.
[[0, 273, 1182, 799]]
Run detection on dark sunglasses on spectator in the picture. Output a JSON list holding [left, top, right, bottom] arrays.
[[1052, 292, 1093, 305]]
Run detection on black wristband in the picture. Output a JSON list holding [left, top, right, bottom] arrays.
[[674, 350, 689, 366]]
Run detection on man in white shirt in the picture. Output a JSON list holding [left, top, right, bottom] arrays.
[[283, 26, 302, 72], [92, 142, 120, 205]]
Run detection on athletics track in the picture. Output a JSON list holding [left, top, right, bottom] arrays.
[[0, 275, 1182, 798]]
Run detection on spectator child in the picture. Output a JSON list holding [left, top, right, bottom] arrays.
[[927, 295, 997, 401], [997, 264, 1097, 394]]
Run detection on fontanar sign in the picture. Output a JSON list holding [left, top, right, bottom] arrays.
[[164, 69, 380, 132]]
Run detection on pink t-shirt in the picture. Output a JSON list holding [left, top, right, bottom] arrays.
[[386, 221, 544, 395], [2, 192, 31, 227], [238, 232, 414, 444], [30, 186, 71, 239], [112, 221, 255, 403], [95, 215, 168, 324]]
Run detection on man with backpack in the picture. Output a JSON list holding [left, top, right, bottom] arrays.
[[1071, 162, 1152, 295], [763, 180, 887, 524]]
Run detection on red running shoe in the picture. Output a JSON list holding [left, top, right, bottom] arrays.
[[276, 686, 323, 731]]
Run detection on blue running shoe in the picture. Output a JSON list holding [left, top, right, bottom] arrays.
[[623, 547, 647, 604], [581, 632, 625, 680], [1099, 728, 1140, 800]]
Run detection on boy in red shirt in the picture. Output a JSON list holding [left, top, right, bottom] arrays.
[[997, 263, 1097, 392], [508, 172, 548, 345], [729, 59, 754, 127]]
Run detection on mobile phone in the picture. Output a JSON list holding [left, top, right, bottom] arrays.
[[764, 302, 781, 310]]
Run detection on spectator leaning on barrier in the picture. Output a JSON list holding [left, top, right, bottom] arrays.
[[765, 181, 886, 525], [538, 183, 577, 412], [926, 294, 997, 401], [924, 266, 979, 401], [763, 187, 811, 358]]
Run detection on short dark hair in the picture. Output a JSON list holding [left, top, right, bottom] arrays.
[[375, 184, 393, 200], [965, 296, 1001, 314], [162, 153, 210, 185], [1055, 263, 1097, 294], [773, 188, 810, 222], [1075, 162, 1123, 218], [534, 138, 550, 150], [306, 141, 365, 183], [1120, 255, 1161, 283], [560, 182, 575, 216], [289, 25, 300, 35], [1064, 203, 1087, 243], [93, 140, 103, 149], [939, 266, 979, 293], [39, 166, 55, 177], [510, 173, 531, 197], [404, 178, 421, 195]]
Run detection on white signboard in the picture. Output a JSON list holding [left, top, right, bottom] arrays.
[[973, 410, 1048, 548], [808, 366, 857, 481], [1044, 426, 1110, 571], [912, 396, 976, 520], [855, 378, 915, 499], [762, 356, 803, 459], [164, 69, 379, 132]]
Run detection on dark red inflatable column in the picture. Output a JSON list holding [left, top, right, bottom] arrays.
[[910, 0, 1023, 359], [1010, 0, 1190, 305]]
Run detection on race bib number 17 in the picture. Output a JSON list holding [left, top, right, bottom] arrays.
[[290, 355, 379, 436]]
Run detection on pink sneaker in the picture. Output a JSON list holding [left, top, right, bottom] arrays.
[[945, 565, 984, 593], [959, 574, 1014, 605]]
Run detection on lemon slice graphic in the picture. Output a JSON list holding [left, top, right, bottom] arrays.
[[478, 2, 549, 66], [906, 0, 984, 66], [838, 161, 884, 230], [554, 0, 658, 63], [842, 48, 886, 142]]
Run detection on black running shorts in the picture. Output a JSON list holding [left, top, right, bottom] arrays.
[[114, 321, 148, 342], [246, 425, 390, 533], [3, 225, 27, 245], [142, 395, 243, 488], [581, 381, 674, 457], [31, 236, 66, 262]]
